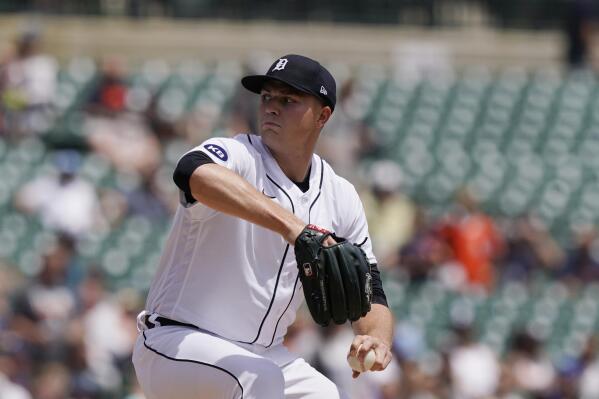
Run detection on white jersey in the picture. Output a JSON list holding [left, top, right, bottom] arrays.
[[145, 133, 376, 348]]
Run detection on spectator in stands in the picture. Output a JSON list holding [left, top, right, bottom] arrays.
[[31, 362, 71, 399], [46, 234, 84, 290], [502, 330, 555, 397], [10, 243, 77, 363], [0, 267, 23, 329], [0, 344, 31, 399], [3, 259, 143, 398], [553, 357, 585, 399], [0, 30, 57, 138], [76, 270, 139, 394], [559, 225, 599, 282], [441, 188, 504, 291], [500, 215, 564, 283], [123, 171, 172, 220], [447, 322, 500, 399], [64, 322, 103, 399], [97, 186, 129, 228], [86, 58, 128, 115], [394, 208, 453, 284], [394, 355, 449, 399], [14, 150, 101, 238], [360, 160, 416, 266], [0, 267, 32, 394], [84, 58, 161, 178], [391, 321, 450, 398], [579, 336, 599, 398], [541, 336, 599, 399]]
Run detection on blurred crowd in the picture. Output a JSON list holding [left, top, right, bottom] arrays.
[[3, 28, 599, 399], [285, 310, 599, 399], [0, 238, 143, 399]]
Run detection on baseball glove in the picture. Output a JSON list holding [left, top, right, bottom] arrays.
[[294, 224, 372, 327]]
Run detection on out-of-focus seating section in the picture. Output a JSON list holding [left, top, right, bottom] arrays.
[[366, 68, 599, 242]]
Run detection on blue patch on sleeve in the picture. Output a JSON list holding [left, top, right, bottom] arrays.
[[203, 144, 228, 161]]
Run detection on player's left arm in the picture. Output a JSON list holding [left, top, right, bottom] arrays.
[[340, 184, 394, 378], [349, 302, 393, 378]]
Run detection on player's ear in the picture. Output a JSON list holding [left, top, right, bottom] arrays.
[[316, 105, 332, 128]]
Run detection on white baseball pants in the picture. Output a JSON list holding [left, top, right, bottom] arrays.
[[132, 324, 347, 399]]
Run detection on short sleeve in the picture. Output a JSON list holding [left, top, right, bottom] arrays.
[[176, 136, 254, 219], [338, 183, 377, 264], [186, 136, 253, 178]]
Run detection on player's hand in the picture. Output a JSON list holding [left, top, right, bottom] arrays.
[[286, 221, 308, 245], [347, 335, 392, 379], [322, 235, 337, 247], [287, 223, 336, 247]]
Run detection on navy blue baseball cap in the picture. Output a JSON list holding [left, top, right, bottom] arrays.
[[241, 54, 336, 111]]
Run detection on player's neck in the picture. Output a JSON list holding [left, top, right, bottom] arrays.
[[271, 148, 313, 183], [262, 129, 319, 182], [263, 138, 314, 183]]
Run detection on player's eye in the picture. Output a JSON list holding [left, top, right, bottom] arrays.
[[284, 97, 295, 104], [261, 94, 271, 102]]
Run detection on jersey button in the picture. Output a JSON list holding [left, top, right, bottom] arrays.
[[301, 197, 309, 204]]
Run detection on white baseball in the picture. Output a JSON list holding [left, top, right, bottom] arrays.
[[347, 349, 376, 372]]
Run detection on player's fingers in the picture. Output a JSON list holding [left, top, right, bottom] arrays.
[[357, 337, 376, 362], [371, 345, 392, 371], [347, 335, 367, 358], [323, 236, 337, 247], [370, 345, 387, 371], [368, 343, 387, 371]]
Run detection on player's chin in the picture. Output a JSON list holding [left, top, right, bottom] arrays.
[[260, 126, 281, 137]]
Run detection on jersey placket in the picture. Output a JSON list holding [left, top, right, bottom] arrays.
[[262, 160, 325, 347]]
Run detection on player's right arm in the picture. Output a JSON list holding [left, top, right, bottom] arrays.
[[173, 137, 305, 245], [189, 162, 305, 244]]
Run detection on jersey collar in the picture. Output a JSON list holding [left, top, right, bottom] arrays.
[[253, 135, 321, 198]]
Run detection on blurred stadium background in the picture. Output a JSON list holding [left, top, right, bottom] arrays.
[[1, 1, 599, 398]]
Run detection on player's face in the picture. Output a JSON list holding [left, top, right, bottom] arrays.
[[258, 81, 329, 147]]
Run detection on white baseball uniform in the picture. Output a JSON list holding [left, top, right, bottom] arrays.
[[132, 133, 376, 399]]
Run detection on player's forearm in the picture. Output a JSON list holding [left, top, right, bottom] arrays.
[[351, 304, 394, 347], [190, 163, 304, 243]]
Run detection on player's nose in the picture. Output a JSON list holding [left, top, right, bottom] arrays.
[[261, 98, 280, 116]]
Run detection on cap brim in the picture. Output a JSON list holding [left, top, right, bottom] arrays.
[[241, 75, 315, 98], [241, 74, 334, 110]]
